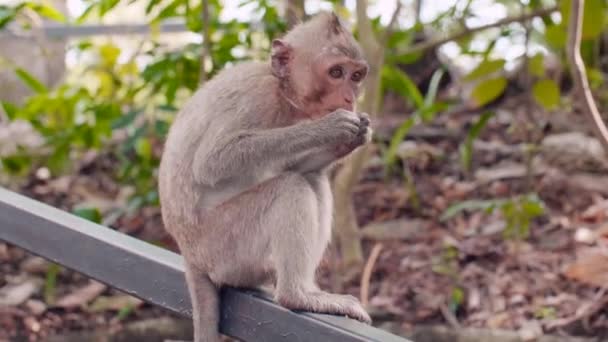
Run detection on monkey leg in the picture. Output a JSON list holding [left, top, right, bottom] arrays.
[[262, 173, 372, 324], [196, 172, 370, 324]]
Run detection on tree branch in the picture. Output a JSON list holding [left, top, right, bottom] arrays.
[[398, 5, 558, 56], [381, 0, 403, 46], [355, 0, 378, 52], [566, 0, 608, 153], [199, 0, 212, 83]]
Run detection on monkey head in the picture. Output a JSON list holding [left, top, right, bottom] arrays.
[[271, 11, 369, 118]]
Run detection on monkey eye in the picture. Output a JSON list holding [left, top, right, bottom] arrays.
[[351, 70, 365, 82], [329, 66, 343, 79]]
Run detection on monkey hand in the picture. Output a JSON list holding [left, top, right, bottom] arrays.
[[318, 109, 371, 158]]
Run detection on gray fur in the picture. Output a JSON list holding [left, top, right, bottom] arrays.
[[158, 12, 371, 342]]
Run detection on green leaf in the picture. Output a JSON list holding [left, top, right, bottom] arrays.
[[440, 198, 506, 221], [381, 65, 424, 109], [111, 110, 140, 129], [460, 111, 494, 172], [73, 207, 102, 223], [14, 68, 48, 93], [384, 116, 416, 169], [532, 79, 560, 110], [560, 0, 605, 40], [424, 68, 445, 108], [0, 5, 19, 29], [529, 53, 544, 77], [464, 59, 505, 81], [44, 263, 60, 304], [470, 77, 507, 107], [449, 287, 465, 312], [135, 138, 152, 160], [99, 43, 121, 68], [1, 101, 18, 119], [545, 25, 566, 50]]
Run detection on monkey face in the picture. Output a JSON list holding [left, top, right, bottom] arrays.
[[312, 50, 369, 114]]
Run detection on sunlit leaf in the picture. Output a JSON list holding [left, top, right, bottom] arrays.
[[26, 2, 66, 22], [532, 79, 560, 110], [465, 59, 505, 81], [470, 77, 507, 107], [545, 25, 566, 50], [99, 43, 120, 68], [560, 0, 605, 40]]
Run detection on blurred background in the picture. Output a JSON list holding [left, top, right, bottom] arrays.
[[1, 0, 608, 341]]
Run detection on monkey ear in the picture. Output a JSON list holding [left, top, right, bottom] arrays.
[[271, 39, 292, 78], [329, 11, 343, 35]]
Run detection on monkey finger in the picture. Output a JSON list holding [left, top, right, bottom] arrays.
[[357, 112, 370, 126], [342, 122, 360, 135]]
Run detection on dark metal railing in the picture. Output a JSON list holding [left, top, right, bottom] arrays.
[[0, 187, 410, 342]]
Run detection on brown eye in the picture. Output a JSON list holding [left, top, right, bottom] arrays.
[[329, 66, 343, 79], [351, 70, 365, 82]]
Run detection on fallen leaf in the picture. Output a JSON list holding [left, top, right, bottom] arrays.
[[564, 249, 608, 287], [89, 294, 143, 312], [361, 219, 428, 240], [55, 280, 107, 309]]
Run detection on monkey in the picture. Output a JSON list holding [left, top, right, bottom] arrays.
[[158, 11, 372, 342]]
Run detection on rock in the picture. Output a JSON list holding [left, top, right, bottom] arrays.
[[20, 256, 50, 274], [0, 278, 42, 306], [25, 299, 47, 315], [541, 132, 608, 173]]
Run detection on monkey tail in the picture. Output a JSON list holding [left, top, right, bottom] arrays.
[[185, 265, 221, 342]]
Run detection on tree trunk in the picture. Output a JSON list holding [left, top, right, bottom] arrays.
[[332, 46, 383, 267]]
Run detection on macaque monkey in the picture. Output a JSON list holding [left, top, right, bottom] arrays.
[[158, 11, 372, 342]]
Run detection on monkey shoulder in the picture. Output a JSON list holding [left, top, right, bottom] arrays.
[[185, 61, 280, 124]]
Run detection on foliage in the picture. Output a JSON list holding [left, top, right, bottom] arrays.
[[0, 0, 606, 228], [382, 67, 448, 171], [460, 111, 495, 172], [0, 0, 285, 211], [441, 194, 545, 240]]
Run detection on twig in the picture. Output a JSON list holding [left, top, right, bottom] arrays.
[[398, 5, 558, 56], [566, 0, 608, 153], [545, 287, 608, 330], [439, 303, 461, 329], [355, 0, 379, 53], [359, 243, 383, 307], [199, 0, 212, 83], [381, 1, 403, 46]]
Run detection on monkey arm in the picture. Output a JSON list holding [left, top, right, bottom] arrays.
[[192, 122, 336, 186]]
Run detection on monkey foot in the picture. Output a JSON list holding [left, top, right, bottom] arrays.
[[277, 291, 372, 324]]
